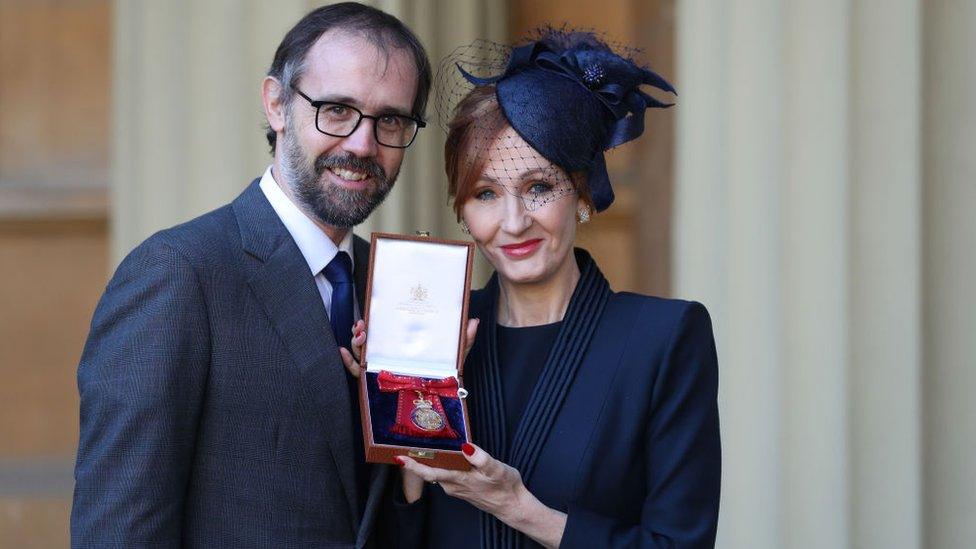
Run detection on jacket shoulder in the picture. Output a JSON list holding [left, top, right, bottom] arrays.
[[122, 203, 238, 271], [606, 292, 713, 351], [610, 292, 709, 323]]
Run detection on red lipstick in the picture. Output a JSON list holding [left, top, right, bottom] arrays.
[[500, 238, 542, 259]]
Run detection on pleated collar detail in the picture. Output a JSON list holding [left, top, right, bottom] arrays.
[[469, 248, 612, 549]]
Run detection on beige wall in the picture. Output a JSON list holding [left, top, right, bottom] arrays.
[[0, 1, 110, 191], [0, 219, 107, 547], [0, 1, 111, 546], [0, 220, 108, 457]]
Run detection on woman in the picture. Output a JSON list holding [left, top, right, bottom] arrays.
[[347, 30, 719, 548]]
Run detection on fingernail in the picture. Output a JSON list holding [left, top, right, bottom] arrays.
[[394, 456, 405, 467], [461, 443, 475, 456]]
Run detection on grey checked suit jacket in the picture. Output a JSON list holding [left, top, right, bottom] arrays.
[[71, 179, 393, 548]]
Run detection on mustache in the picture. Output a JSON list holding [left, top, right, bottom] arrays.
[[314, 153, 387, 182]]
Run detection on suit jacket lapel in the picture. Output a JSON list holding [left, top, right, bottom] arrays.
[[353, 235, 369, 317], [233, 181, 360, 524]]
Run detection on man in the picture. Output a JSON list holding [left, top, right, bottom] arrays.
[[70, 3, 430, 547]]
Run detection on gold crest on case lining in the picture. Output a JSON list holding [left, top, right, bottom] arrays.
[[410, 283, 429, 302]]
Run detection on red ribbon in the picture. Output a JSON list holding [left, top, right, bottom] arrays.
[[377, 370, 460, 439]]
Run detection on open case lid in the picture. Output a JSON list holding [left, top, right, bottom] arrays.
[[362, 233, 475, 379]]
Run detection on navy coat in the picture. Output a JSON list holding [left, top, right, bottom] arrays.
[[427, 250, 721, 548], [71, 180, 396, 548]]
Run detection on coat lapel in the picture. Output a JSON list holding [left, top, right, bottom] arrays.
[[468, 287, 511, 549], [508, 250, 611, 480], [353, 234, 369, 316], [469, 285, 508, 459], [233, 181, 360, 525]]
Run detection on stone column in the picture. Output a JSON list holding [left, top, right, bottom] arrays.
[[675, 1, 924, 547]]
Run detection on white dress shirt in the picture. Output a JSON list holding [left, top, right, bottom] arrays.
[[258, 166, 359, 319]]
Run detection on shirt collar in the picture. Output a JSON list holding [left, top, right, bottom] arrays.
[[259, 165, 354, 276]]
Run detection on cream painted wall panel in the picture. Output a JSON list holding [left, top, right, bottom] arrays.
[[781, 1, 851, 547], [676, 1, 783, 547], [849, 1, 922, 548], [923, 1, 976, 548], [113, 0, 186, 259], [249, 0, 316, 165], [186, 0, 252, 212], [724, 1, 786, 548], [674, 0, 728, 316]]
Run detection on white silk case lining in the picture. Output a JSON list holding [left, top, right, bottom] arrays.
[[364, 237, 468, 379]]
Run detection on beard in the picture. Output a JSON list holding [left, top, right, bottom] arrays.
[[279, 123, 397, 228]]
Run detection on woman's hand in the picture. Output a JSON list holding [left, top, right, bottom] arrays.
[[396, 444, 567, 548], [396, 443, 525, 517]]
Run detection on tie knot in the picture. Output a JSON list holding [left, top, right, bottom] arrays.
[[322, 251, 353, 285]]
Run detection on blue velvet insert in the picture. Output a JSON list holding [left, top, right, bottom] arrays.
[[365, 371, 467, 451]]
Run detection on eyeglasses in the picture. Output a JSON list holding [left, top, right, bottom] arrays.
[[293, 88, 426, 149]]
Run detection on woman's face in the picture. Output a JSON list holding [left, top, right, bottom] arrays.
[[460, 126, 583, 286]]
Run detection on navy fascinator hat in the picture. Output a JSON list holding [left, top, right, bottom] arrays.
[[437, 28, 676, 212]]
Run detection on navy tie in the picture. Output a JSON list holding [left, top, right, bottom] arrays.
[[322, 250, 369, 508], [323, 251, 354, 351]]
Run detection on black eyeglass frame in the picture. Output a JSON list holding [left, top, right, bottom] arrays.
[[293, 88, 426, 149]]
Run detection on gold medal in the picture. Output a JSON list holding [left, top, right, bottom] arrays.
[[410, 393, 446, 432]]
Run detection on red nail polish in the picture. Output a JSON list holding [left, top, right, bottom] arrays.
[[461, 443, 475, 456], [393, 456, 404, 467]]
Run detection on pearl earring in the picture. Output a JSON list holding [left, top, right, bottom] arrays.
[[460, 220, 470, 234]]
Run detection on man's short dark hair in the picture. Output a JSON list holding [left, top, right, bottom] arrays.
[[265, 2, 432, 153]]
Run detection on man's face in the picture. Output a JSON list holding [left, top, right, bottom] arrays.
[[277, 30, 419, 228]]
